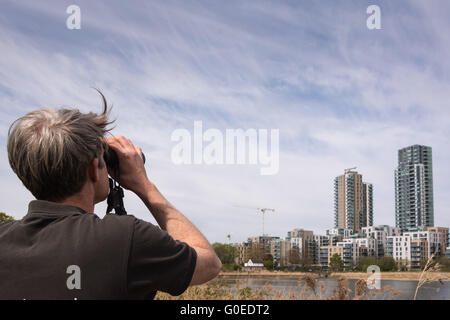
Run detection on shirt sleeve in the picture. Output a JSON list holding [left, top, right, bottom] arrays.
[[126, 217, 197, 298]]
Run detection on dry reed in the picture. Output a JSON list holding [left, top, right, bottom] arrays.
[[155, 274, 402, 300]]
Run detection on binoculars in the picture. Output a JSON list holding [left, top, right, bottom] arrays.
[[103, 147, 146, 215], [103, 148, 146, 172]]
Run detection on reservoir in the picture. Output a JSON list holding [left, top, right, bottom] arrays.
[[216, 276, 450, 300]]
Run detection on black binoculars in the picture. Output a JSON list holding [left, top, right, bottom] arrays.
[[103, 147, 146, 215], [103, 148, 146, 172]]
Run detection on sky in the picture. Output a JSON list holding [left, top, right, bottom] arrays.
[[0, 0, 449, 243]]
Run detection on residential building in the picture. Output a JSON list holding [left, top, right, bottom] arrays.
[[410, 239, 428, 269], [286, 229, 315, 262], [378, 225, 401, 237], [270, 238, 281, 267], [404, 229, 444, 257], [395, 145, 434, 232], [327, 227, 353, 239], [361, 225, 399, 257], [386, 235, 411, 268], [427, 227, 449, 255], [362, 183, 374, 227], [344, 237, 377, 257], [320, 245, 344, 268], [279, 240, 291, 267], [334, 168, 373, 233], [234, 242, 250, 265], [312, 235, 329, 266], [247, 235, 280, 264]]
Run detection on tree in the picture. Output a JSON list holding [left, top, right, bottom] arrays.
[[378, 256, 397, 271], [329, 254, 344, 272], [212, 243, 237, 265], [246, 244, 265, 262], [289, 248, 301, 266], [435, 257, 450, 272], [397, 259, 409, 271], [357, 256, 377, 272], [0, 212, 14, 223], [298, 256, 313, 271], [419, 259, 430, 271], [263, 260, 273, 271]]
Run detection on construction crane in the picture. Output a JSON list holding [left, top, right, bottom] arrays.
[[233, 205, 275, 237]]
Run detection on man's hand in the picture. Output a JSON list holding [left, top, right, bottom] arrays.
[[107, 136, 222, 286], [105, 136, 150, 196]]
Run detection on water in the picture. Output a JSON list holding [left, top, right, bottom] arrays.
[[216, 276, 450, 300]]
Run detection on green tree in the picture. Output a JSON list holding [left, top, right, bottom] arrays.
[[212, 243, 237, 265], [378, 256, 397, 271], [329, 254, 344, 272], [263, 260, 273, 270], [357, 256, 377, 272], [0, 212, 14, 223], [435, 257, 450, 272]]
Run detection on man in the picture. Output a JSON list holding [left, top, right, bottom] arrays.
[[0, 94, 221, 299]]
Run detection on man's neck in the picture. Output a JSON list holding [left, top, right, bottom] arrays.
[[57, 188, 95, 213]]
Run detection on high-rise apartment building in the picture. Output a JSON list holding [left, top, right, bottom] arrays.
[[395, 145, 434, 232], [334, 168, 373, 233], [363, 183, 373, 227]]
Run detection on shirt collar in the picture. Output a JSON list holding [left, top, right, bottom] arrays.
[[27, 200, 87, 217]]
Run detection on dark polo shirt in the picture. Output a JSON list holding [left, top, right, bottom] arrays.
[[0, 200, 197, 300]]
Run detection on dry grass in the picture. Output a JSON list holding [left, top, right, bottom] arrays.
[[155, 274, 401, 300], [414, 253, 450, 300]]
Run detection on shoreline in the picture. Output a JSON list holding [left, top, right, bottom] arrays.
[[218, 271, 450, 281]]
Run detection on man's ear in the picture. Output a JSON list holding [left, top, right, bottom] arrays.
[[87, 158, 100, 183]]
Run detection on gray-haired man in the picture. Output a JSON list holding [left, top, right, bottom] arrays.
[[0, 94, 221, 299]]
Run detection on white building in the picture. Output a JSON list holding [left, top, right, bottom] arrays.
[[336, 240, 360, 268], [386, 236, 411, 265], [327, 227, 353, 239], [403, 230, 442, 259]]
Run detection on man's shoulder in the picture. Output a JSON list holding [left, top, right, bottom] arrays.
[[86, 213, 162, 239], [81, 212, 138, 233], [0, 220, 18, 235]]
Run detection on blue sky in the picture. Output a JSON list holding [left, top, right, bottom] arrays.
[[1, 0, 449, 243]]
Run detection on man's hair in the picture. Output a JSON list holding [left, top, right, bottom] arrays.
[[7, 91, 114, 202]]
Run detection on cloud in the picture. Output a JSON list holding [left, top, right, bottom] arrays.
[[0, 0, 449, 242]]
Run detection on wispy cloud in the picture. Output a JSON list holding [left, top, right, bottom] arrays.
[[0, 0, 449, 242]]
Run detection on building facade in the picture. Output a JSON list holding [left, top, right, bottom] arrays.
[[395, 145, 434, 232], [334, 169, 373, 233]]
